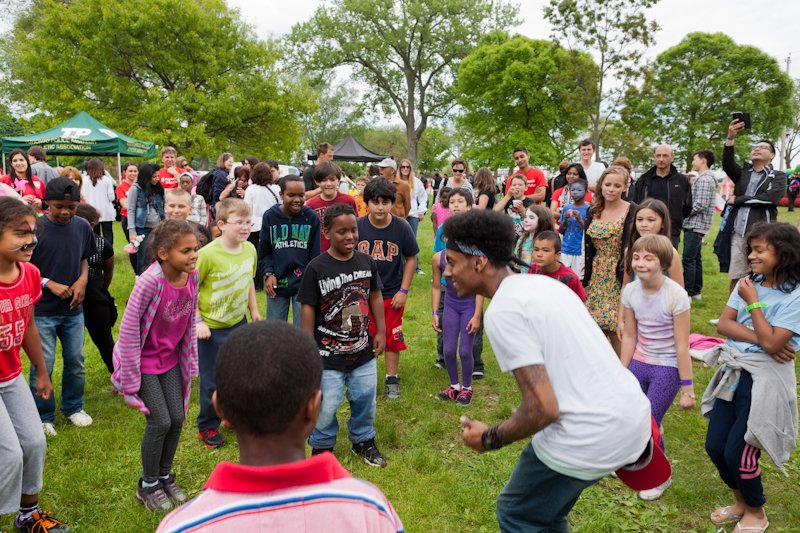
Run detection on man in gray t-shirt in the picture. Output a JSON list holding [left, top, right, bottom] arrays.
[[28, 146, 59, 185]]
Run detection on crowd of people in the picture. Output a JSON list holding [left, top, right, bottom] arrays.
[[0, 114, 798, 532]]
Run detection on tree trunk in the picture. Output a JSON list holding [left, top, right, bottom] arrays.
[[406, 119, 419, 169]]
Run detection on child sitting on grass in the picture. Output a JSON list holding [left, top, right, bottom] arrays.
[[528, 231, 586, 302], [156, 320, 403, 532]]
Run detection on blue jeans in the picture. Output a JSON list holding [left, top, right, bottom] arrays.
[[682, 229, 704, 297], [197, 318, 246, 431], [134, 227, 153, 276], [309, 358, 377, 449], [496, 444, 599, 533], [266, 293, 301, 326], [30, 314, 86, 422], [405, 216, 420, 236]]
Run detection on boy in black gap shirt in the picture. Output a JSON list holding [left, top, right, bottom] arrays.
[[298, 203, 387, 467], [30, 177, 96, 436], [356, 178, 419, 399]]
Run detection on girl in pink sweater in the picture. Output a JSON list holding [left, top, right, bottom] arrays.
[[112, 220, 200, 513]]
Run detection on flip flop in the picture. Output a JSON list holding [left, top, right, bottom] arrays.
[[733, 520, 769, 532], [710, 506, 742, 525]]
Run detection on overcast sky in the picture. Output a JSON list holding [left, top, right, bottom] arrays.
[[233, 0, 800, 78]]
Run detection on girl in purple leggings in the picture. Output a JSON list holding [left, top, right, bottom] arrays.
[[620, 234, 694, 501], [431, 249, 483, 406]]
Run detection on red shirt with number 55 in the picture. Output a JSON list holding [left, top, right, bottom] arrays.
[[0, 262, 42, 382]]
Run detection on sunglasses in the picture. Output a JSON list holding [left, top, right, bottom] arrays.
[[452, 168, 465, 174], [400, 165, 411, 169]]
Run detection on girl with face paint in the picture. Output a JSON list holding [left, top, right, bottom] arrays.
[[514, 205, 555, 266]]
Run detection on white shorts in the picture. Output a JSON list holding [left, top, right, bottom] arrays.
[[561, 252, 585, 280]]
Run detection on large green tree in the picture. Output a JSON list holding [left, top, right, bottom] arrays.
[[621, 33, 794, 168], [456, 32, 598, 168], [361, 125, 453, 172], [286, 0, 517, 168], [1, 0, 313, 160], [544, 0, 659, 159]]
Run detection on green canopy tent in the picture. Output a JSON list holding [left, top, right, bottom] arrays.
[[1, 111, 156, 178]]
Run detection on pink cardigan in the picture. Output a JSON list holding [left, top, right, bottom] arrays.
[[111, 261, 199, 415]]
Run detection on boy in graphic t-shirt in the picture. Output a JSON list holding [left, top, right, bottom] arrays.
[[305, 162, 358, 253], [558, 178, 589, 279], [356, 178, 419, 400], [298, 203, 387, 468], [195, 198, 260, 449], [157, 146, 181, 190]]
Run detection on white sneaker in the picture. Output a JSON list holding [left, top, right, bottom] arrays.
[[639, 477, 672, 500], [692, 294, 702, 301], [67, 410, 93, 427], [42, 422, 57, 437], [709, 318, 719, 325]]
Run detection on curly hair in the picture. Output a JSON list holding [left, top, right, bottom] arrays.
[[442, 210, 516, 267], [323, 202, 356, 231], [145, 219, 199, 266], [746, 221, 800, 292]]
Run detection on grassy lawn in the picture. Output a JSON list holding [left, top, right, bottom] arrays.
[[4, 207, 800, 532]]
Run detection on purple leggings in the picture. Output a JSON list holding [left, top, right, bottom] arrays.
[[442, 294, 475, 389], [628, 359, 679, 434]]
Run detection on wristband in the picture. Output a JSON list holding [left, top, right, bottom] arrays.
[[481, 424, 505, 451], [745, 302, 767, 313], [195, 316, 204, 324], [726, 137, 735, 141], [679, 379, 693, 386], [41, 277, 50, 289], [398, 288, 409, 295], [432, 310, 440, 316]]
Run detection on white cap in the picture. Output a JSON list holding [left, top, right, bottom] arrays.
[[377, 158, 397, 170]]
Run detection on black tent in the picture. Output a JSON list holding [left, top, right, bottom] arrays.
[[309, 135, 388, 162]]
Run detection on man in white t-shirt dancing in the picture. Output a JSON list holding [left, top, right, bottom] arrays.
[[446, 209, 655, 532]]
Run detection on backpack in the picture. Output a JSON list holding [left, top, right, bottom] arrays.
[[196, 170, 215, 204]]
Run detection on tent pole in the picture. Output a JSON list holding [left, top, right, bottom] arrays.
[[56, 156, 60, 168], [2, 152, 4, 174], [116, 153, 122, 184]]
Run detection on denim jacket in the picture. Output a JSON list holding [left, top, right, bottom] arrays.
[[127, 183, 165, 231]]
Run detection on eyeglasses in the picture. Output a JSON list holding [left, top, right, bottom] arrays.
[[452, 168, 465, 174], [751, 144, 772, 152]]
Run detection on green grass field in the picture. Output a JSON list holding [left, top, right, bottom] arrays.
[[4, 207, 800, 532]]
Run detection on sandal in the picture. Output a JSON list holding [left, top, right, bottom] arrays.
[[710, 506, 742, 525], [733, 520, 769, 532]]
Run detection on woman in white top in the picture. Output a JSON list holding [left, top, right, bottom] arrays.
[[397, 159, 427, 273], [81, 158, 117, 245], [244, 161, 281, 290]]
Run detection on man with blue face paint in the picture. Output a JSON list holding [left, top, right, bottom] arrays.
[[558, 178, 589, 278]]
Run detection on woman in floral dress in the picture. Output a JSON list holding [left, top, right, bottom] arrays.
[[583, 166, 636, 355]]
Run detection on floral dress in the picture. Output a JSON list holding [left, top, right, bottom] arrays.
[[585, 211, 627, 331]]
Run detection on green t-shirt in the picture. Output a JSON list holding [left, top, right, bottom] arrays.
[[197, 239, 257, 329]]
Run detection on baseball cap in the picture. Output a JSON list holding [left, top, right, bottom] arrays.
[[377, 158, 397, 171], [615, 417, 671, 491], [44, 176, 81, 202]]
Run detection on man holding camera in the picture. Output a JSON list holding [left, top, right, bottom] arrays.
[[714, 118, 786, 292]]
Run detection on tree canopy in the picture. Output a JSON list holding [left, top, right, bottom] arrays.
[[456, 32, 599, 168], [1, 0, 313, 160], [621, 32, 795, 168], [286, 0, 517, 168]]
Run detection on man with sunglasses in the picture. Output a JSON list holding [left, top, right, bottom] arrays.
[[714, 119, 787, 292], [435, 159, 474, 203]]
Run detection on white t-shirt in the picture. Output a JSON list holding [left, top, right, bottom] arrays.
[[81, 175, 117, 222], [621, 277, 690, 367], [244, 184, 281, 232], [485, 274, 651, 480], [582, 161, 606, 187]]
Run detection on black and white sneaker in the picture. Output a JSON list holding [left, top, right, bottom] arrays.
[[472, 370, 484, 380], [385, 376, 400, 399], [352, 439, 387, 468]]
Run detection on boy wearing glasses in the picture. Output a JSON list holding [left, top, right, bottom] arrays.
[[195, 198, 261, 449], [714, 120, 786, 292]]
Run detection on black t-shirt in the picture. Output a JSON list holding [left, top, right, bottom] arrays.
[[648, 175, 670, 207], [303, 165, 317, 193], [32, 216, 96, 316], [477, 189, 497, 210], [356, 216, 419, 298], [85, 234, 113, 302], [297, 252, 382, 371]]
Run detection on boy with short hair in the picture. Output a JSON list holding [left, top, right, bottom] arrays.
[[297, 203, 388, 467], [558, 178, 589, 278], [528, 231, 587, 301], [195, 198, 260, 449], [158, 147, 181, 190], [353, 176, 369, 216], [258, 176, 321, 325], [357, 178, 419, 399], [30, 177, 96, 436], [156, 321, 403, 533], [305, 162, 358, 253], [164, 188, 211, 246]]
